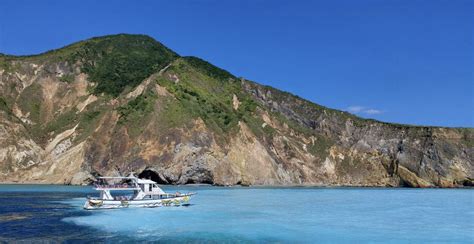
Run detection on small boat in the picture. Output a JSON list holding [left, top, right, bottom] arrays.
[[83, 174, 195, 210]]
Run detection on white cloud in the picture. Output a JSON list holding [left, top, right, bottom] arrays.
[[364, 109, 382, 115], [347, 106, 364, 113], [346, 106, 383, 115]]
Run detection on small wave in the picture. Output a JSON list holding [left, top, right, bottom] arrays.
[[0, 213, 30, 222]]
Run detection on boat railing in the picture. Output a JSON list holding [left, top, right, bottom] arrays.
[[154, 192, 196, 198], [94, 183, 139, 189]]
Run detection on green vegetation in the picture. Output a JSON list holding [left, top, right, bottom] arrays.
[[307, 135, 334, 159], [116, 91, 157, 137], [17, 84, 43, 123], [25, 108, 79, 146], [13, 83, 83, 144], [158, 97, 195, 130], [82, 110, 101, 122], [0, 57, 21, 74], [0, 58, 12, 73], [74, 104, 105, 143], [73, 35, 178, 97], [459, 129, 474, 148], [59, 74, 75, 83], [156, 59, 258, 138], [44, 109, 77, 134], [271, 111, 313, 136], [183, 56, 235, 81], [118, 91, 156, 124], [5, 34, 179, 97], [241, 113, 276, 140], [0, 96, 10, 113], [158, 76, 238, 134]]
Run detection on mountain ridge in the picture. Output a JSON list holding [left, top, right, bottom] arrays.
[[0, 34, 472, 187], [1, 33, 469, 128]]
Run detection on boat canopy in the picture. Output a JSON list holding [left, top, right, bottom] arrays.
[[96, 175, 159, 186], [137, 179, 156, 184], [98, 176, 136, 179]]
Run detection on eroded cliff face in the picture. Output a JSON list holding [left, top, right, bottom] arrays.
[[242, 82, 474, 187], [0, 34, 472, 187]]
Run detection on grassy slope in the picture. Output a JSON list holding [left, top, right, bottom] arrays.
[[155, 57, 260, 140], [1, 34, 179, 97]]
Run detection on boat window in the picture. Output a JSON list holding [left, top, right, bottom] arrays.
[[149, 184, 152, 192]]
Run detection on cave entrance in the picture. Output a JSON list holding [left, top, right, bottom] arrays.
[[138, 169, 168, 185], [185, 178, 214, 185]]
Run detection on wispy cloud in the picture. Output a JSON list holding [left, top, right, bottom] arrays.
[[347, 106, 365, 113], [364, 109, 382, 115], [346, 106, 383, 115]]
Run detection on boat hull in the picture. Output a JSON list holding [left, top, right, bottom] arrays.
[[84, 195, 192, 210]]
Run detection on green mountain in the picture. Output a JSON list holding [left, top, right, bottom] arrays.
[[0, 34, 472, 187]]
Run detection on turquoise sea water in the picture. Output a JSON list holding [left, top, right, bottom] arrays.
[[0, 185, 472, 243]]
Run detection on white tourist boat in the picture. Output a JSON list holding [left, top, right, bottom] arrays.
[[83, 174, 195, 210]]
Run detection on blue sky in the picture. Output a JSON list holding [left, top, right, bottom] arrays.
[[0, 0, 472, 127]]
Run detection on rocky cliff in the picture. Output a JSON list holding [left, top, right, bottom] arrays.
[[1, 34, 472, 187]]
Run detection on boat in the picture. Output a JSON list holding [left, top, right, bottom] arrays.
[[83, 174, 195, 210]]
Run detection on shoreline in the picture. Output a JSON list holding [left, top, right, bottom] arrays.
[[0, 182, 472, 189]]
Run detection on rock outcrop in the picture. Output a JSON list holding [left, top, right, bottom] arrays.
[[0, 34, 472, 187]]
